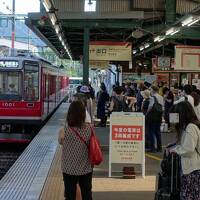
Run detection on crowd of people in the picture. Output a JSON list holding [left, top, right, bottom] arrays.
[[58, 81, 200, 200]]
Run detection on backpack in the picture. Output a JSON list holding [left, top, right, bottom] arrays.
[[112, 96, 128, 112], [148, 96, 163, 123]]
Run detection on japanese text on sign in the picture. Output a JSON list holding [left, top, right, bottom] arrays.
[[112, 125, 143, 141]]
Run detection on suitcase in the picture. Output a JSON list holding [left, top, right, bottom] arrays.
[[155, 153, 180, 200]]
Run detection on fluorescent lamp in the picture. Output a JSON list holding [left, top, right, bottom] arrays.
[[42, 0, 52, 12], [58, 35, 62, 41], [170, 30, 180, 35], [132, 50, 137, 54], [182, 16, 194, 26], [166, 27, 180, 36], [166, 28, 174, 35], [62, 41, 65, 46], [139, 45, 144, 51], [154, 36, 160, 42], [54, 24, 60, 34], [187, 18, 200, 27], [154, 36, 165, 42], [144, 43, 150, 48], [157, 36, 165, 42], [49, 13, 57, 25]]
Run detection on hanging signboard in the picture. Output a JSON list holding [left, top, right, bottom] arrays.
[[89, 41, 132, 61], [109, 112, 145, 178], [175, 45, 200, 70], [89, 60, 109, 69]]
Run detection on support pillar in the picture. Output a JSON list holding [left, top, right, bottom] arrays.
[[165, 0, 176, 24], [83, 27, 90, 85]]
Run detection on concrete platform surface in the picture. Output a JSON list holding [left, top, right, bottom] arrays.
[[93, 177, 156, 200]]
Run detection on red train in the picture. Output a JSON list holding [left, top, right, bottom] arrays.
[[0, 55, 69, 143]]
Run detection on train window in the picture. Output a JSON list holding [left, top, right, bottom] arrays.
[[24, 63, 39, 101], [0, 72, 22, 100]]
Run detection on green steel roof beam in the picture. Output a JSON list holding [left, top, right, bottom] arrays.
[[165, 0, 176, 25]]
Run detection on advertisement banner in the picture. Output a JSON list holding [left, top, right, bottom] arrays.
[[109, 112, 145, 177], [89, 41, 132, 61], [175, 45, 200, 70]]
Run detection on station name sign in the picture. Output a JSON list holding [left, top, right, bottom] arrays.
[[89, 41, 132, 61], [0, 61, 19, 68]]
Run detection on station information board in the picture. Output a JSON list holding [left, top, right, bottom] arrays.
[[109, 112, 145, 178]]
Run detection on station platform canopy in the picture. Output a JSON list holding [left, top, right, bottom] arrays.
[[26, 0, 200, 61]]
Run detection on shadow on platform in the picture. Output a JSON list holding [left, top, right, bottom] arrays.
[[93, 191, 155, 200]]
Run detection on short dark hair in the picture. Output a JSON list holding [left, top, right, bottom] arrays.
[[114, 86, 123, 95], [191, 92, 200, 107], [183, 84, 192, 95], [163, 87, 169, 95], [67, 101, 86, 127]]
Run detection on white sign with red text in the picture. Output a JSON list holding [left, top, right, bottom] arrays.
[[109, 112, 145, 178]]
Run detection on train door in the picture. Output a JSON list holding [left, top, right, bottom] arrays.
[[42, 73, 48, 118], [24, 62, 39, 101]]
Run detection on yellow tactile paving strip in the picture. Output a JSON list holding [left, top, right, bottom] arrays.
[[40, 146, 64, 200]]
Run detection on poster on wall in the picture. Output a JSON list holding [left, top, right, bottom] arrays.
[[175, 45, 200, 70], [89, 41, 132, 61]]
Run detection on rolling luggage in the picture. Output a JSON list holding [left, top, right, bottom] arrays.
[[155, 152, 180, 200]]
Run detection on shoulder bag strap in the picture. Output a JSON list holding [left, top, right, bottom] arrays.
[[69, 127, 88, 147], [153, 96, 158, 104]]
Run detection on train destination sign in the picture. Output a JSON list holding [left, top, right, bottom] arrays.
[[0, 61, 19, 68]]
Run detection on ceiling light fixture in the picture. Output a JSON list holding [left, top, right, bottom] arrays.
[[42, 0, 52, 12], [165, 27, 180, 36], [182, 16, 193, 26], [49, 13, 57, 25], [139, 45, 144, 51], [187, 18, 200, 27], [132, 50, 137, 54], [158, 36, 165, 42], [154, 36, 165, 42], [154, 36, 160, 42], [54, 24, 60, 34], [181, 15, 200, 26], [144, 43, 150, 48]]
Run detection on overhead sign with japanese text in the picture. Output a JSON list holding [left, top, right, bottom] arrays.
[[89, 41, 132, 61], [109, 112, 145, 178], [89, 60, 109, 69]]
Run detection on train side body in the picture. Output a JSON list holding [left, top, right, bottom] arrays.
[[0, 56, 69, 142]]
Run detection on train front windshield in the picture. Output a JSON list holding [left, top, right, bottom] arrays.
[[0, 71, 22, 100], [0, 60, 39, 101]]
